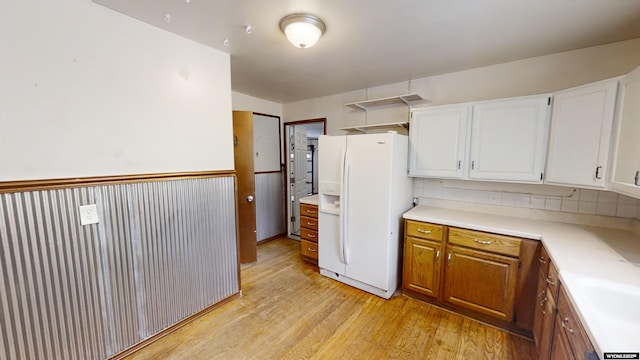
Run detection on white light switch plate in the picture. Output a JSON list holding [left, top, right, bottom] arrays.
[[79, 204, 99, 225]]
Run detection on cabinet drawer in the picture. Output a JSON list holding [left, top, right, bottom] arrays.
[[546, 261, 560, 300], [406, 220, 444, 241], [300, 204, 318, 218], [301, 240, 318, 260], [538, 245, 551, 278], [556, 286, 594, 357], [448, 227, 521, 257], [301, 227, 318, 243], [300, 215, 318, 230]]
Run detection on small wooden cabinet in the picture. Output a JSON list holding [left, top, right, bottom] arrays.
[[533, 246, 559, 360], [532, 245, 597, 360], [552, 285, 596, 359], [403, 221, 445, 297], [403, 220, 539, 336], [300, 203, 319, 264]]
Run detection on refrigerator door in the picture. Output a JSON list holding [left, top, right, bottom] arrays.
[[343, 133, 394, 290], [318, 135, 347, 275]]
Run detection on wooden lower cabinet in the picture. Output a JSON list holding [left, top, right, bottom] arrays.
[[443, 245, 519, 322], [550, 314, 575, 360], [403, 220, 539, 336], [403, 237, 442, 298], [300, 203, 319, 264]]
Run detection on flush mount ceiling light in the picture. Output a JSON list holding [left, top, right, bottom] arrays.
[[279, 14, 326, 49]]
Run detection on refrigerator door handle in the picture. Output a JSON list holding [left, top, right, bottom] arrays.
[[342, 147, 351, 265], [339, 146, 347, 264]]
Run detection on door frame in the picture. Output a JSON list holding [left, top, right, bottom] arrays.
[[283, 118, 326, 238]]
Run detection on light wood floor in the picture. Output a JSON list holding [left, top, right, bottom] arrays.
[[125, 237, 535, 360]]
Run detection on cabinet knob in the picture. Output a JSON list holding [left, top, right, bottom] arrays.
[[561, 317, 575, 334], [546, 277, 556, 286]]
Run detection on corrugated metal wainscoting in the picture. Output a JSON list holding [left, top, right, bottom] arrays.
[[0, 176, 239, 360], [255, 172, 285, 241]]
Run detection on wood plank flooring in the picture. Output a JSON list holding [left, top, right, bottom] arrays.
[[124, 237, 535, 360]]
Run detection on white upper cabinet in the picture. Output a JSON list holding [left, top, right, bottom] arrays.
[[468, 95, 551, 183], [409, 104, 470, 178], [611, 65, 640, 198], [545, 78, 619, 189]]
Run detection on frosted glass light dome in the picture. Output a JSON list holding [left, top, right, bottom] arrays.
[[280, 14, 326, 49]]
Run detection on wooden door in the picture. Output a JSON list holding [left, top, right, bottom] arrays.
[[403, 237, 442, 298], [469, 95, 550, 183], [443, 245, 519, 321], [409, 104, 470, 179], [291, 127, 308, 236], [233, 111, 257, 263]]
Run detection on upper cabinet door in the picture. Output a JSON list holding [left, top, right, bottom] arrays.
[[409, 104, 470, 179], [469, 95, 551, 183], [611, 65, 640, 198], [545, 78, 619, 189]]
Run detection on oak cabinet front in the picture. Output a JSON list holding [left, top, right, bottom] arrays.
[[403, 220, 538, 336], [443, 245, 519, 321], [300, 203, 319, 264], [403, 237, 442, 298]]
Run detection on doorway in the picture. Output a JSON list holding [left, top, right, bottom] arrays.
[[284, 119, 326, 239]]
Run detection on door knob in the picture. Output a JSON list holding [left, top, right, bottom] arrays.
[[247, 195, 254, 203]]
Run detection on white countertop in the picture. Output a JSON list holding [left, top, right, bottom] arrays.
[[299, 194, 318, 205], [403, 205, 640, 358]]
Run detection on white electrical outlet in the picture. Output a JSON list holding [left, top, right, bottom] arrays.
[[79, 204, 99, 225]]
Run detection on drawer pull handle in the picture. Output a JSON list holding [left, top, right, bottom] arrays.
[[307, 222, 315, 226], [473, 239, 492, 245], [561, 317, 574, 334], [306, 210, 316, 214], [546, 277, 556, 286], [307, 247, 316, 252], [307, 233, 315, 238], [540, 296, 547, 314], [417, 228, 432, 234], [538, 256, 546, 264]]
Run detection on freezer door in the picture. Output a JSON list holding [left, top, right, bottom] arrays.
[[318, 135, 347, 275], [343, 133, 394, 290]]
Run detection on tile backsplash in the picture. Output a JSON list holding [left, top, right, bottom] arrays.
[[413, 179, 640, 220]]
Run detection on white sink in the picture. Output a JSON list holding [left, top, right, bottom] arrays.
[[560, 271, 640, 357]]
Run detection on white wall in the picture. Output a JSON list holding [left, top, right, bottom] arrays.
[[1, 0, 233, 181], [283, 38, 640, 219], [232, 91, 282, 117], [283, 38, 640, 134]]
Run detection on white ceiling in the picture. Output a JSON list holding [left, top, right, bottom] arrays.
[[93, 0, 640, 104]]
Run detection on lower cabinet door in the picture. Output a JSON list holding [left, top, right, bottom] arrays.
[[443, 245, 519, 321], [551, 315, 576, 360], [403, 237, 442, 298]]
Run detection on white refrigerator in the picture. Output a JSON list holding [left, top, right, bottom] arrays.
[[318, 132, 412, 299]]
